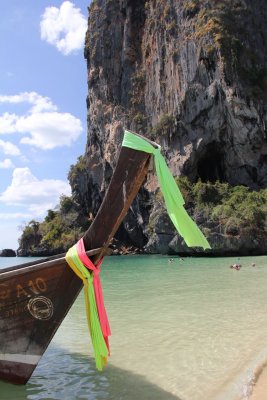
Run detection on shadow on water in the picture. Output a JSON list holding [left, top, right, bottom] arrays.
[[0, 344, 182, 400]]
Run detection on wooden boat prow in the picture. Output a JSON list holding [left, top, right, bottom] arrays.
[[0, 134, 151, 384]]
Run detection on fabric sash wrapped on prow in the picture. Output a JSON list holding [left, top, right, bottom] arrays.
[[65, 238, 110, 371], [76, 238, 111, 353], [122, 130, 211, 250]]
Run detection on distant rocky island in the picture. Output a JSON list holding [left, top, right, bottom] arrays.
[[18, 0, 267, 257], [0, 249, 16, 257]]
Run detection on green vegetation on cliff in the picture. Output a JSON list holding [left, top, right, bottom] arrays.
[[18, 177, 266, 256], [18, 195, 90, 256], [176, 177, 267, 241], [185, 0, 267, 98]]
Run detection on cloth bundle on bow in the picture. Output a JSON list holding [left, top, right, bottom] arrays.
[[65, 238, 111, 370]]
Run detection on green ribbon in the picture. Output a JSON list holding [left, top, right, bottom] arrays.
[[66, 246, 108, 370], [122, 130, 211, 250]]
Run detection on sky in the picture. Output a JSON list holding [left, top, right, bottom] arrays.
[[0, 1, 91, 250]]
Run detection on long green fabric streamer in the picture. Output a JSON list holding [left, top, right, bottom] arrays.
[[65, 246, 108, 370], [122, 130, 211, 249]]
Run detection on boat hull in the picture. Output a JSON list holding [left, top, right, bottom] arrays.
[[0, 144, 151, 384], [0, 257, 81, 384], [0, 360, 37, 385]]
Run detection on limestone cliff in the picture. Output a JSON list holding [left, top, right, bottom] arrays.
[[70, 0, 267, 255]]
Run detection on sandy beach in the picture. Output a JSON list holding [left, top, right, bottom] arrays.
[[250, 367, 267, 400]]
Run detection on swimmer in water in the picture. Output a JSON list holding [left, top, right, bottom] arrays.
[[230, 264, 241, 270]]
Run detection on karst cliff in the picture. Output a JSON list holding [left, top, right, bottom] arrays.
[[68, 0, 266, 255], [18, 0, 267, 256]]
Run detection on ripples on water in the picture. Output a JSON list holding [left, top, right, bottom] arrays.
[[0, 255, 267, 400]]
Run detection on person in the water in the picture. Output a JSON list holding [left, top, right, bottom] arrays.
[[230, 264, 241, 270]]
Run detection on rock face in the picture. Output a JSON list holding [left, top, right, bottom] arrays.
[[71, 0, 267, 254], [0, 249, 16, 257]]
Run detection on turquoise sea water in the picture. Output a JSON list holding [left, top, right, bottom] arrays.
[[0, 255, 267, 400]]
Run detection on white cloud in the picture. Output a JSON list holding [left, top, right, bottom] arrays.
[[40, 1, 87, 55], [0, 158, 14, 169], [0, 113, 19, 134], [0, 92, 57, 113], [0, 167, 71, 217], [0, 139, 21, 156], [0, 222, 21, 249], [0, 92, 83, 149], [0, 212, 31, 220], [19, 112, 82, 149]]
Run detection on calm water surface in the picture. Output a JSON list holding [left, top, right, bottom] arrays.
[[0, 255, 267, 400]]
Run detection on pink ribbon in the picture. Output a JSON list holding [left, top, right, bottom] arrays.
[[76, 238, 111, 353]]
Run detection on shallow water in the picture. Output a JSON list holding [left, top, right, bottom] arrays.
[[0, 255, 266, 400]]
